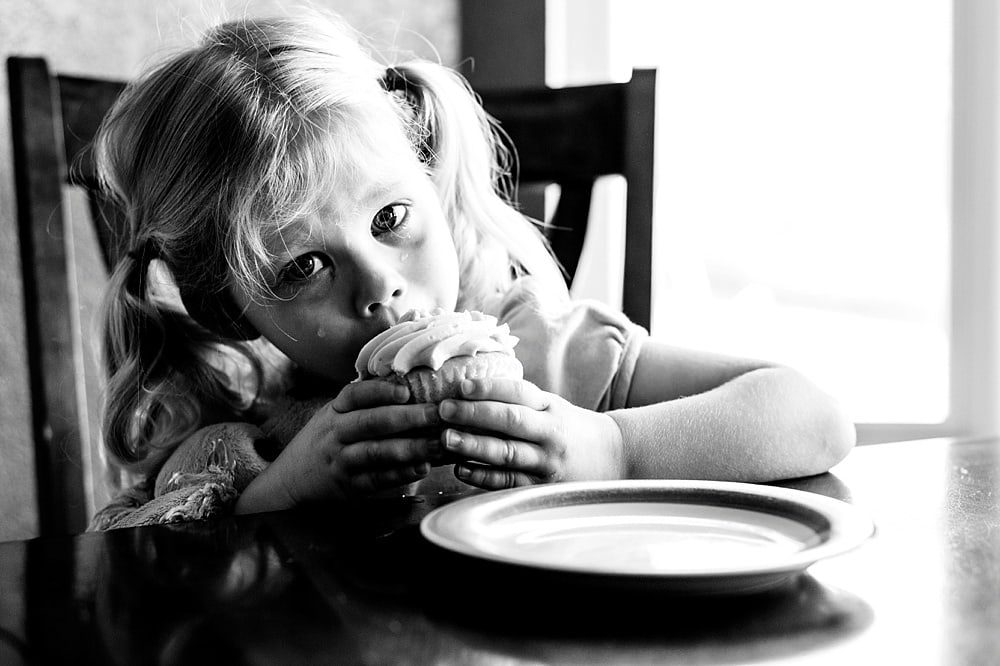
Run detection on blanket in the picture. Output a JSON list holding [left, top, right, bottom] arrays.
[[89, 397, 325, 531]]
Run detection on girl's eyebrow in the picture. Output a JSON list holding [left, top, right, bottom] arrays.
[[359, 181, 396, 206]]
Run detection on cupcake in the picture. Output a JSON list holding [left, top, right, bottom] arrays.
[[354, 308, 523, 403]]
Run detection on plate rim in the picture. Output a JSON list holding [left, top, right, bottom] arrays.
[[419, 479, 875, 580]]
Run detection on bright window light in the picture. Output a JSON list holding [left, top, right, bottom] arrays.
[[612, 0, 952, 424]]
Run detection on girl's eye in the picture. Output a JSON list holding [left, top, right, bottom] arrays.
[[372, 203, 410, 235], [277, 252, 329, 285]]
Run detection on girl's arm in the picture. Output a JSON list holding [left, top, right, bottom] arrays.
[[608, 340, 856, 482], [438, 340, 856, 487]]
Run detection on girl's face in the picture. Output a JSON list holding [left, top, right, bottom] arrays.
[[230, 137, 460, 386]]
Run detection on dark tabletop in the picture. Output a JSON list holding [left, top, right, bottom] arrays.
[[1, 436, 997, 665]]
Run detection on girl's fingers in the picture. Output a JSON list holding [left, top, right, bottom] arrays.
[[442, 429, 552, 476], [336, 402, 440, 442], [457, 378, 550, 410], [333, 379, 409, 412], [453, 463, 536, 490], [340, 438, 442, 472], [439, 399, 554, 444], [350, 464, 431, 495]]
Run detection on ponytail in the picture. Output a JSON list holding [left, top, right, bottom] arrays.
[[382, 62, 566, 308], [100, 248, 261, 477]]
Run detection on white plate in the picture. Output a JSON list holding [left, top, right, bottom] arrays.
[[420, 480, 875, 594]]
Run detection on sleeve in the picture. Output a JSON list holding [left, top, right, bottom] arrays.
[[88, 422, 270, 531], [493, 278, 648, 412]]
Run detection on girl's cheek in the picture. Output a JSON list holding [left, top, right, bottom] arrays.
[[284, 274, 341, 307], [400, 233, 431, 269]]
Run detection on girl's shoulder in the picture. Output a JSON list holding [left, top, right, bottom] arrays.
[[488, 277, 648, 411], [488, 276, 647, 334], [483, 275, 570, 319]]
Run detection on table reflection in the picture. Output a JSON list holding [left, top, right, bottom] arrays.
[[30, 519, 351, 664]]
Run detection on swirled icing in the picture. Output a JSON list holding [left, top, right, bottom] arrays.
[[355, 308, 519, 378]]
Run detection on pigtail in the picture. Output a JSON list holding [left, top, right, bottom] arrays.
[[100, 248, 260, 477], [91, 36, 287, 479], [383, 62, 566, 308]]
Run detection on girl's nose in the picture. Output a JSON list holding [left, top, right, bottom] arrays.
[[362, 286, 405, 319], [352, 252, 407, 319]]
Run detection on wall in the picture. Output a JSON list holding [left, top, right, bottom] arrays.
[[0, 0, 458, 542]]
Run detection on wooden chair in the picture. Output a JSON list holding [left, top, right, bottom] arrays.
[[8, 56, 127, 535], [479, 69, 656, 329]]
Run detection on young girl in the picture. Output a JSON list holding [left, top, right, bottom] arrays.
[[89, 12, 855, 530]]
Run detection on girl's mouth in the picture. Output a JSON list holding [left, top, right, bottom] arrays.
[[369, 310, 398, 333]]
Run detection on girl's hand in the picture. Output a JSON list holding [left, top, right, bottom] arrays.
[[438, 378, 625, 489], [241, 380, 443, 511]]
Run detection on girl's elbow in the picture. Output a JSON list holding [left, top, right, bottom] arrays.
[[774, 366, 857, 474], [811, 394, 857, 473], [826, 410, 857, 467]]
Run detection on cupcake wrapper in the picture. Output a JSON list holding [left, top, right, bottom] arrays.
[[400, 353, 523, 403]]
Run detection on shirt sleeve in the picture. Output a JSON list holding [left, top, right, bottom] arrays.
[[491, 278, 648, 412]]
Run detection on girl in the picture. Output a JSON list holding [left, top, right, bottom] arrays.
[[90, 12, 855, 530]]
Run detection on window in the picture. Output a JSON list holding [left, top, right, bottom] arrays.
[[551, 0, 1000, 443]]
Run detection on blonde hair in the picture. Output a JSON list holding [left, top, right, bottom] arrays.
[[96, 11, 563, 475]]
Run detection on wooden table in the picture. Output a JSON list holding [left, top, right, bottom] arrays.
[[1, 437, 997, 665]]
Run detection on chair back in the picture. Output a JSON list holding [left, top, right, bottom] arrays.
[[8, 56, 126, 535], [479, 69, 656, 329]]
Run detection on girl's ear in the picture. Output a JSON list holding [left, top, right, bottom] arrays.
[[179, 287, 260, 341]]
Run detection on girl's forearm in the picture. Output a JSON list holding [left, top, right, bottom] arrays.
[[607, 367, 856, 482], [234, 460, 298, 515]]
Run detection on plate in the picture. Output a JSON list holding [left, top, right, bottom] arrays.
[[420, 480, 875, 594]]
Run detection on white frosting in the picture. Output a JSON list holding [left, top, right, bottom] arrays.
[[355, 308, 519, 378]]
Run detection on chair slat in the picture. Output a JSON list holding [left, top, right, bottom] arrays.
[[8, 56, 89, 536], [621, 69, 656, 329]]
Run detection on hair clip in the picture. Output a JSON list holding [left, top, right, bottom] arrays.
[[126, 238, 161, 264], [381, 66, 408, 93], [379, 66, 432, 164]]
